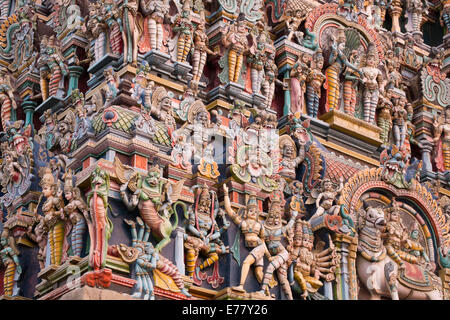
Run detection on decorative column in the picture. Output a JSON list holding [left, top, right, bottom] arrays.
[[334, 234, 358, 300], [388, 1, 402, 33], [67, 65, 84, 95], [174, 227, 185, 275], [21, 100, 37, 131], [324, 281, 334, 300]]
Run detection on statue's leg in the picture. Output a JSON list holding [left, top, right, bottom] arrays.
[[148, 19, 157, 50], [182, 36, 192, 63], [156, 23, 164, 51], [277, 263, 293, 300], [343, 80, 352, 114], [177, 35, 186, 62], [185, 248, 197, 277], [251, 68, 259, 94], [326, 66, 339, 110], [3, 263, 16, 296], [199, 252, 218, 270], [132, 273, 143, 298], [370, 91, 379, 124], [384, 261, 399, 300], [228, 50, 237, 82], [306, 84, 315, 117], [71, 219, 87, 257], [234, 53, 244, 83], [110, 24, 122, 55], [443, 141, 450, 171], [49, 67, 62, 97]]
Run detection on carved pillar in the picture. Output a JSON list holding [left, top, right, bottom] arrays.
[[174, 227, 185, 275], [21, 100, 37, 131], [420, 139, 434, 173], [324, 281, 334, 300], [440, 268, 450, 300], [389, 1, 403, 33], [334, 234, 358, 300], [67, 66, 84, 95]]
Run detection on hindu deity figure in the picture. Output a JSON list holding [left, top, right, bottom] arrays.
[[102, 0, 123, 55], [325, 28, 362, 112], [27, 212, 48, 270], [38, 35, 68, 101], [360, 44, 383, 125], [384, 200, 420, 269], [433, 108, 450, 172], [191, 21, 216, 88], [288, 180, 306, 219], [150, 86, 176, 134], [405, 0, 428, 34], [116, 157, 185, 252], [122, 0, 140, 66], [173, 0, 194, 63], [286, 9, 306, 42], [118, 217, 191, 300], [289, 53, 309, 115], [258, 199, 297, 299], [184, 185, 229, 280], [385, 50, 402, 90], [223, 185, 269, 291], [248, 29, 269, 95], [39, 167, 66, 266], [287, 220, 337, 299], [377, 90, 394, 147], [131, 62, 154, 111], [102, 67, 119, 106], [222, 14, 249, 83], [262, 52, 286, 110], [371, 0, 392, 28], [307, 178, 344, 221], [62, 170, 89, 258], [86, 167, 113, 270], [392, 96, 408, 150], [403, 222, 432, 270], [342, 50, 361, 116], [0, 69, 17, 131], [441, 0, 450, 32], [0, 229, 21, 296], [279, 134, 304, 179], [139, 0, 170, 52], [86, 2, 108, 62], [305, 50, 325, 118]]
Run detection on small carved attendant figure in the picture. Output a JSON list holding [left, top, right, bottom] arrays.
[[377, 91, 394, 147], [27, 213, 48, 270], [305, 50, 325, 118], [286, 10, 306, 42], [0, 229, 22, 296], [290, 53, 309, 115], [258, 199, 297, 299], [40, 167, 65, 266], [86, 2, 107, 62], [191, 21, 216, 88], [173, 0, 194, 63], [0, 68, 17, 131], [360, 44, 383, 125], [103, 0, 123, 55], [223, 185, 269, 292], [262, 52, 286, 110], [433, 108, 450, 172], [62, 170, 89, 258], [342, 50, 361, 116], [279, 135, 304, 179], [308, 178, 344, 221], [392, 96, 408, 150], [122, 0, 140, 66], [222, 14, 249, 83], [248, 29, 268, 95], [140, 0, 170, 52], [403, 222, 432, 270]]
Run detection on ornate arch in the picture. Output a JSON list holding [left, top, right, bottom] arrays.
[[339, 168, 449, 252], [305, 3, 384, 61]]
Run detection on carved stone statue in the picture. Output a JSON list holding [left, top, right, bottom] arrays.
[[360, 44, 383, 125], [433, 108, 450, 172], [222, 14, 249, 83]]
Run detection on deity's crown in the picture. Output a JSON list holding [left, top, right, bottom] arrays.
[[39, 167, 55, 187], [246, 193, 258, 209]]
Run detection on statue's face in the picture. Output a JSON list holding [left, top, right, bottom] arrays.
[[390, 210, 399, 222], [267, 206, 282, 226], [161, 97, 172, 111], [315, 58, 324, 69], [324, 181, 333, 192], [283, 145, 294, 158], [237, 21, 246, 33], [42, 184, 54, 198], [302, 236, 313, 250], [198, 197, 211, 214], [411, 230, 419, 240], [196, 111, 209, 126], [246, 206, 258, 220], [64, 190, 73, 201], [145, 171, 160, 187]]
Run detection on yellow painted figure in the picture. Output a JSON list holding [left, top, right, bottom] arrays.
[[40, 167, 65, 266], [0, 229, 21, 296], [222, 14, 249, 83]]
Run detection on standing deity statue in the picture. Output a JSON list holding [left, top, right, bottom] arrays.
[[122, 0, 140, 66], [262, 52, 286, 110], [392, 96, 408, 150], [258, 199, 297, 299], [184, 185, 229, 280], [191, 21, 216, 89], [222, 14, 249, 83], [62, 170, 89, 258], [286, 10, 306, 42], [223, 185, 269, 292], [305, 50, 325, 118], [118, 217, 191, 300], [0, 69, 17, 131], [39, 167, 66, 266], [86, 167, 113, 270], [342, 50, 361, 116], [103, 0, 124, 55], [325, 28, 362, 112], [38, 35, 68, 101], [140, 0, 170, 52], [86, 2, 108, 62], [433, 108, 450, 172], [385, 50, 402, 90], [173, 0, 194, 63], [360, 44, 383, 125], [0, 229, 22, 297], [150, 86, 176, 134], [403, 222, 432, 270], [279, 134, 304, 179], [248, 29, 269, 95], [27, 213, 48, 270], [441, 0, 450, 33], [377, 90, 394, 147], [102, 67, 119, 106], [405, 0, 428, 34], [289, 53, 309, 115]]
